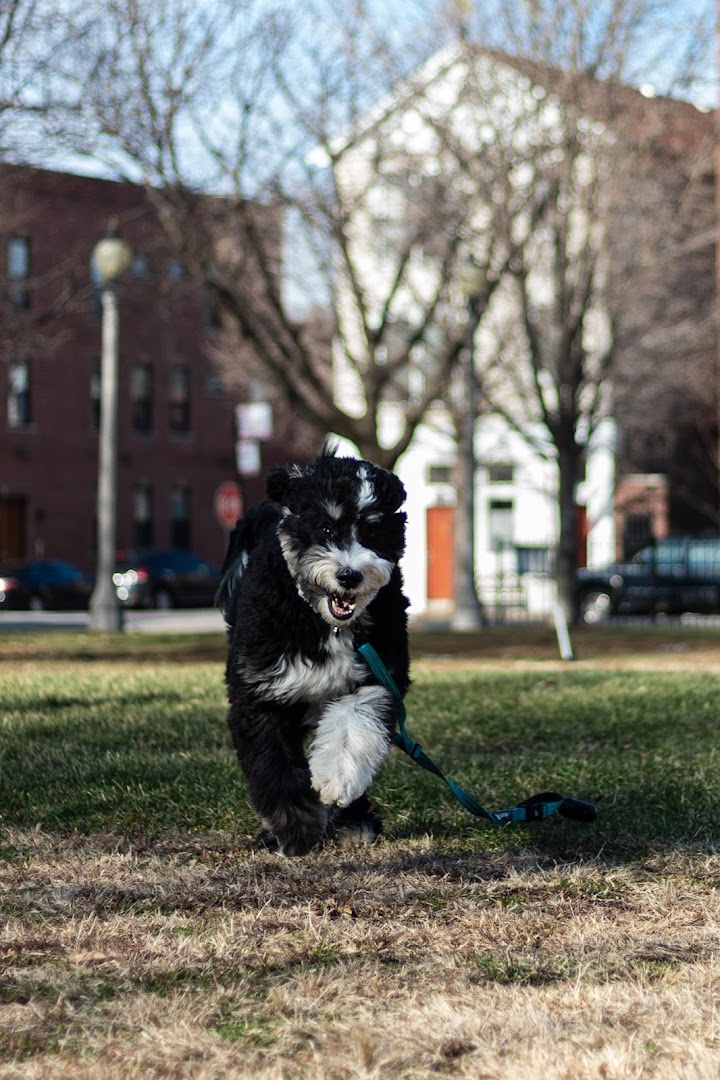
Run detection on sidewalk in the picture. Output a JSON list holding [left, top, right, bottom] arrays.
[[0, 608, 227, 634]]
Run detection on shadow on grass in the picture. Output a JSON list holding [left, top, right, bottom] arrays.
[[379, 782, 720, 862], [376, 743, 720, 861], [5, 688, 192, 715]]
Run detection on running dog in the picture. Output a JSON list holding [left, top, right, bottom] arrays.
[[216, 448, 410, 855]]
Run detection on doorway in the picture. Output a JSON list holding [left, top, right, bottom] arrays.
[[426, 504, 454, 604], [0, 495, 28, 560]]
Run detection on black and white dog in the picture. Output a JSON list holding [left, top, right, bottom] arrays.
[[217, 448, 410, 855]]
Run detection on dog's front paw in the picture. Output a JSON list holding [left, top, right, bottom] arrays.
[[310, 756, 372, 808], [309, 687, 393, 808]]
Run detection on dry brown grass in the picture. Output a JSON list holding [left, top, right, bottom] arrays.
[[2, 827, 719, 1079]]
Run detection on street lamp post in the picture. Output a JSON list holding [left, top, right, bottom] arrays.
[[88, 226, 132, 632], [451, 262, 487, 630]]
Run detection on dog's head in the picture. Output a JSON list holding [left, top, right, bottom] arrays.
[[267, 449, 407, 629]]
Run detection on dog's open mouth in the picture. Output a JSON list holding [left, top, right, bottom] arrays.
[[328, 595, 356, 621]]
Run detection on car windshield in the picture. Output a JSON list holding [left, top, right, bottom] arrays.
[[148, 552, 206, 572], [687, 542, 720, 576], [632, 541, 686, 568], [118, 551, 212, 574], [24, 561, 84, 584]]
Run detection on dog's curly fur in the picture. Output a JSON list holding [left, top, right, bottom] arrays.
[[217, 448, 410, 855]]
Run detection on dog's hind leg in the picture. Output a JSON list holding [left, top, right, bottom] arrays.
[[328, 794, 383, 847]]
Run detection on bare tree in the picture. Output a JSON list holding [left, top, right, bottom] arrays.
[[26, 0, 714, 622], [0, 0, 94, 160], [31, 0, 471, 466], [29, 2, 552, 458]]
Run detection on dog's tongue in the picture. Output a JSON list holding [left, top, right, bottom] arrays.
[[330, 596, 355, 620]]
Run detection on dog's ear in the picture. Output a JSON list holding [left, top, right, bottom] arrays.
[[266, 466, 292, 505], [266, 462, 306, 506], [373, 467, 406, 513]]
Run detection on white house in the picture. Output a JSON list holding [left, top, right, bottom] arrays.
[[327, 45, 618, 621]]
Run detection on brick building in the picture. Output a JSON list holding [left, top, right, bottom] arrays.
[[0, 165, 285, 575]]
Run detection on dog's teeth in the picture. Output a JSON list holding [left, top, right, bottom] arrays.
[[329, 596, 356, 620]]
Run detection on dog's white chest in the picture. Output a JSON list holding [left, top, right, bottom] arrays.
[[253, 632, 367, 705]]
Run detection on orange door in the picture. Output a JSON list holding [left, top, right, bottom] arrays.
[[427, 505, 454, 600]]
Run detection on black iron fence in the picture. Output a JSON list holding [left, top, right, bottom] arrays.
[[476, 544, 557, 625]]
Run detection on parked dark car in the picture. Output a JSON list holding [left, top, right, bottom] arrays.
[[113, 549, 221, 609], [576, 537, 720, 623], [0, 559, 93, 611]]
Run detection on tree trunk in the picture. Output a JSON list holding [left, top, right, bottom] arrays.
[[556, 444, 580, 625], [451, 303, 487, 630]]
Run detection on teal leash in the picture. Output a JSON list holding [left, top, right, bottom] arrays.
[[357, 642, 597, 826]]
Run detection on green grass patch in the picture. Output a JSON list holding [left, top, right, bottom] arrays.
[[215, 1012, 278, 1047], [1, 640, 719, 859], [0, 662, 249, 838]]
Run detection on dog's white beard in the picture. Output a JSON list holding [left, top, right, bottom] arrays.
[[308, 685, 393, 807], [279, 534, 394, 626]]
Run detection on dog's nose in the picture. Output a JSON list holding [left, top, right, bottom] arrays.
[[336, 567, 363, 589]]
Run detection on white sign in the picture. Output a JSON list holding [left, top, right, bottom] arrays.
[[235, 402, 273, 440], [236, 438, 262, 477]]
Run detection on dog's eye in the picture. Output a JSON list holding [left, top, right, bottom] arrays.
[[322, 525, 335, 540]]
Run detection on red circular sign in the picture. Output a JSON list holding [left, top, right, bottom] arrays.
[[214, 481, 243, 528]]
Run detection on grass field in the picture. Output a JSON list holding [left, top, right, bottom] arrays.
[[1, 626, 720, 1078]]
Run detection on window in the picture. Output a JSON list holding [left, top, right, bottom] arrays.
[[168, 259, 187, 282], [132, 484, 154, 548], [8, 237, 29, 279], [488, 498, 514, 551], [7, 359, 32, 428], [428, 464, 453, 484], [204, 294, 223, 330], [487, 463, 514, 484], [634, 539, 686, 571], [171, 486, 191, 549], [169, 364, 191, 432], [131, 361, 153, 433], [623, 512, 653, 558], [205, 368, 224, 396], [516, 547, 552, 576], [7, 237, 30, 308], [653, 538, 687, 573], [131, 253, 150, 279], [90, 358, 101, 431], [406, 174, 454, 261]]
